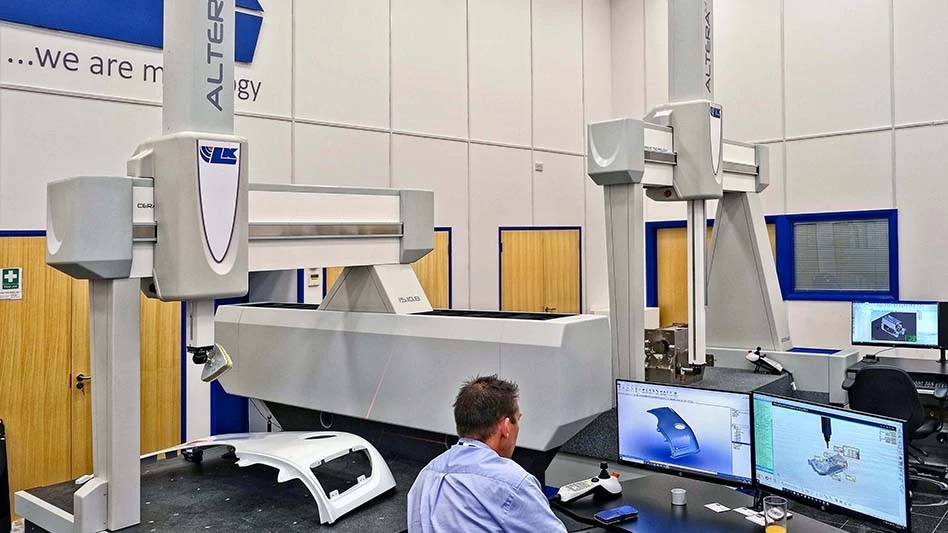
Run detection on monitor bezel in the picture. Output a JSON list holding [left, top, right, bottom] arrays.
[[850, 300, 941, 349], [615, 379, 754, 489], [750, 391, 911, 533]]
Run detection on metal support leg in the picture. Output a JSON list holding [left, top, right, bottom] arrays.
[[76, 279, 141, 532], [687, 200, 707, 366], [603, 183, 646, 381]]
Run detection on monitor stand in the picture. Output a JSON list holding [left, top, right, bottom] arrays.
[[940, 348, 947, 365]]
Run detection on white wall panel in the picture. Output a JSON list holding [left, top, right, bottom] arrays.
[[759, 142, 785, 215], [645, 197, 686, 222], [533, 0, 584, 152], [643, 0, 668, 112], [785, 131, 892, 214], [714, 0, 782, 142], [391, 0, 467, 138], [533, 152, 584, 226], [584, 0, 613, 126], [469, 0, 531, 146], [895, 125, 948, 301], [235, 116, 291, 184], [235, 0, 292, 117], [611, 0, 646, 119], [784, 0, 891, 137], [787, 301, 852, 350], [392, 135, 470, 309], [0, 90, 160, 229], [294, 0, 389, 127], [292, 124, 389, 188], [469, 145, 532, 310], [893, 0, 948, 125]]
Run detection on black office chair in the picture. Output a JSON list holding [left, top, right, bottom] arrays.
[[843, 365, 948, 493]]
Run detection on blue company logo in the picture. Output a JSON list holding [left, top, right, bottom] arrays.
[[0, 0, 264, 63], [200, 145, 239, 165], [710, 106, 722, 119]]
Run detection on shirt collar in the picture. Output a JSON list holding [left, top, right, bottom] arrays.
[[456, 438, 490, 450]]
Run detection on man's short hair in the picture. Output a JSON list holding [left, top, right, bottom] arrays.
[[454, 375, 520, 441]]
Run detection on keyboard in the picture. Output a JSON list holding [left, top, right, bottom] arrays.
[[914, 380, 948, 396]]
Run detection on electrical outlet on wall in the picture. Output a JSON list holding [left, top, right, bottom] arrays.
[[308, 268, 321, 288]]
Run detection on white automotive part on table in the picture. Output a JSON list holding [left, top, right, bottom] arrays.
[[157, 432, 396, 525]]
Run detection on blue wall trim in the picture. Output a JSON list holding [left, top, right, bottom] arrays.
[[210, 297, 250, 435], [646, 209, 899, 306], [779, 209, 899, 302], [0, 230, 46, 237], [435, 227, 454, 309], [498, 226, 583, 312], [296, 269, 305, 304], [180, 302, 187, 442]]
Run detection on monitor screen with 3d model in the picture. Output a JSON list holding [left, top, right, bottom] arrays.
[[753, 392, 910, 532], [616, 380, 752, 486], [851, 300, 940, 348]]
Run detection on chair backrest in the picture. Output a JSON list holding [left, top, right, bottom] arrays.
[[846, 366, 925, 433]]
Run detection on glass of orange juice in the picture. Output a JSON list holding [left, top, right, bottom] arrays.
[[763, 495, 788, 533]]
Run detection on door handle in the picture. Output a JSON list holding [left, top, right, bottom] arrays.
[[75, 374, 92, 390], [544, 306, 557, 313]]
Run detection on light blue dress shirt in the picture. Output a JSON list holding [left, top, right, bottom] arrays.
[[407, 438, 567, 533]]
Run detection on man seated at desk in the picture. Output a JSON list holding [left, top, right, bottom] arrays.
[[407, 375, 566, 533]]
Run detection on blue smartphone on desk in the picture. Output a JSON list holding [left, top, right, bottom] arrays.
[[594, 505, 638, 524]]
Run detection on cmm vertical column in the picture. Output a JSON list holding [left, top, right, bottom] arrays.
[[162, 0, 237, 440], [668, 0, 715, 367]]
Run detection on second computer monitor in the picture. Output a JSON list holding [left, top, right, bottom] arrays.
[[616, 380, 752, 486], [753, 393, 910, 532], [851, 300, 940, 348]]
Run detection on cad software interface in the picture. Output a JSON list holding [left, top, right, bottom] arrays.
[[851, 301, 939, 347], [617, 380, 752, 484], [754, 394, 908, 530]]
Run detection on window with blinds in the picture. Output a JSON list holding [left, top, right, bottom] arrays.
[[792, 217, 890, 293]]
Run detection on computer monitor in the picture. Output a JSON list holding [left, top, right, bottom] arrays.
[[616, 380, 752, 486], [753, 393, 910, 532], [851, 300, 940, 348]]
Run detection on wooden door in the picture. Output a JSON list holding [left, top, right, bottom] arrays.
[[500, 228, 581, 314], [325, 229, 452, 308], [138, 296, 181, 455], [0, 237, 73, 513], [656, 224, 776, 326], [1, 236, 183, 514]]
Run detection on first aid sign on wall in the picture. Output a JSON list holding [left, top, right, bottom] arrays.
[[1, 267, 22, 300]]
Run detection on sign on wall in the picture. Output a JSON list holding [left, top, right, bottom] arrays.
[[0, 267, 22, 300], [0, 0, 291, 117]]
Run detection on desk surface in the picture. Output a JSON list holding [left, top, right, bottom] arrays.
[[554, 474, 845, 533], [848, 356, 948, 379]]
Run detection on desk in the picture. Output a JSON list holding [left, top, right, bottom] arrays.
[[846, 356, 948, 394], [553, 474, 845, 532]]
